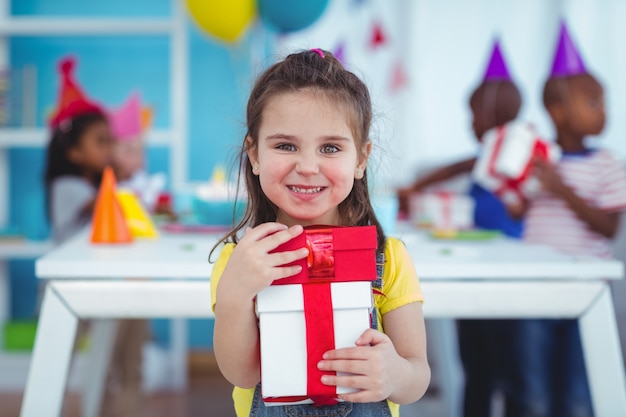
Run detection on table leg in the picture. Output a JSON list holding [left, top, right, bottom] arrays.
[[428, 319, 464, 417], [170, 318, 187, 391], [20, 283, 78, 417], [579, 284, 626, 416], [81, 319, 118, 417], [0, 260, 8, 349]]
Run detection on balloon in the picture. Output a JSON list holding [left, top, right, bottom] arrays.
[[186, 0, 256, 43], [258, 0, 329, 33]]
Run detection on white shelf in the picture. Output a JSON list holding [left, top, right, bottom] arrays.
[[0, 240, 52, 259], [0, 17, 174, 36], [0, 128, 173, 147]]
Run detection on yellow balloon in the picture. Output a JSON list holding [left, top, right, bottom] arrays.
[[186, 0, 256, 43]]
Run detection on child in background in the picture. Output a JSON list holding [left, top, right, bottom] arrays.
[[44, 56, 112, 244], [399, 40, 523, 417], [109, 92, 172, 215], [43, 56, 143, 417], [210, 49, 430, 417], [104, 91, 153, 417], [506, 22, 626, 417], [397, 40, 523, 237]]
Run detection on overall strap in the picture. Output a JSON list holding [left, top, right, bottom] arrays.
[[371, 250, 385, 331]]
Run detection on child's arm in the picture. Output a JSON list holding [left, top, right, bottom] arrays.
[[397, 157, 477, 213], [534, 159, 621, 238], [318, 302, 430, 404], [213, 223, 309, 388]]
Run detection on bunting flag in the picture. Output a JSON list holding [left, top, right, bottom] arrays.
[[390, 60, 408, 93], [333, 41, 346, 65], [369, 21, 386, 48]]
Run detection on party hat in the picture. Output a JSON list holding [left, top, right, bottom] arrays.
[[109, 92, 152, 141], [90, 167, 133, 244], [483, 40, 512, 81], [550, 20, 587, 77], [48, 56, 104, 127], [117, 190, 158, 239]]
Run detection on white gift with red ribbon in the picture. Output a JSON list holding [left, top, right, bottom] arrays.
[[410, 192, 475, 230], [472, 121, 561, 205]]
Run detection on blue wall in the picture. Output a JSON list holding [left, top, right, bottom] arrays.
[[7, 0, 257, 349]]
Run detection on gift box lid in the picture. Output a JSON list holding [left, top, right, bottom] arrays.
[[270, 225, 378, 286], [256, 281, 373, 314]]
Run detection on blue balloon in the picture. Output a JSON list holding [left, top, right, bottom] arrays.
[[258, 0, 329, 33]]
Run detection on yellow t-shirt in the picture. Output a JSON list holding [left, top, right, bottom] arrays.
[[211, 237, 424, 417]]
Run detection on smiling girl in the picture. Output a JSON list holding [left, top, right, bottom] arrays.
[[210, 49, 430, 417]]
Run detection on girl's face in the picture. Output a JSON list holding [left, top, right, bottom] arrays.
[[68, 120, 113, 177], [112, 138, 144, 182], [248, 90, 370, 227]]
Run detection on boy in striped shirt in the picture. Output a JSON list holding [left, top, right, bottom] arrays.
[[507, 22, 626, 417]]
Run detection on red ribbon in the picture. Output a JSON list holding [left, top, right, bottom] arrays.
[[304, 229, 337, 405], [306, 229, 335, 279], [436, 191, 452, 229], [303, 282, 337, 405]]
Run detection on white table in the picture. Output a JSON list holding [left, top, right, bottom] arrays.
[[21, 228, 626, 417]]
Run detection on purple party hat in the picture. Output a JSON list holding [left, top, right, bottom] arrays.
[[550, 20, 587, 77], [483, 40, 512, 81]]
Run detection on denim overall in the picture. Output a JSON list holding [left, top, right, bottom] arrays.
[[248, 253, 392, 417]]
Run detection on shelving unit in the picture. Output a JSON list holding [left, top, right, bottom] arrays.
[[0, 0, 190, 391], [0, 127, 173, 147]]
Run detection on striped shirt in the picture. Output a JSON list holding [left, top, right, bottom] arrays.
[[523, 149, 626, 258]]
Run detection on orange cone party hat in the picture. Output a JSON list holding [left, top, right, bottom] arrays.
[[48, 56, 104, 128], [90, 167, 133, 244]]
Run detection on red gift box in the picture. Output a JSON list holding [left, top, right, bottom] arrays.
[[256, 225, 378, 405], [271, 225, 378, 285]]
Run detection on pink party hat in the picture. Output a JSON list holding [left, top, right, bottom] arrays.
[[109, 92, 146, 141], [483, 40, 512, 81], [550, 20, 587, 77]]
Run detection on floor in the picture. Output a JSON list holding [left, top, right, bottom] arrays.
[[0, 355, 237, 417], [0, 349, 446, 417]]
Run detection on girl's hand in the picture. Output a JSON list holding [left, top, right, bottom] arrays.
[[218, 223, 309, 303], [317, 328, 404, 403]]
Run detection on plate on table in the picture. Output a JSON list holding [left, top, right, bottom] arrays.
[[429, 229, 501, 241]]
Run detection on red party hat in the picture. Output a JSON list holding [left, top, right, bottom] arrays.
[[48, 56, 104, 128]]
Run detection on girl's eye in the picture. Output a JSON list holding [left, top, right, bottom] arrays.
[[276, 143, 296, 152], [321, 144, 339, 154]]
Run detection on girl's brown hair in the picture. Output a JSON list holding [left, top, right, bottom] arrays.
[[212, 48, 385, 256]]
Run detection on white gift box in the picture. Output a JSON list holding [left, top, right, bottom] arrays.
[[256, 281, 373, 405], [409, 192, 475, 230], [472, 121, 561, 205]]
